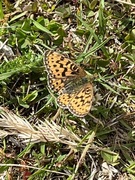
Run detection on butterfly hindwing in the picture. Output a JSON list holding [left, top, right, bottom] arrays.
[[68, 83, 93, 117]]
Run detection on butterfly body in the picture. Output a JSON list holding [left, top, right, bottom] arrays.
[[44, 51, 93, 117], [63, 76, 91, 93]]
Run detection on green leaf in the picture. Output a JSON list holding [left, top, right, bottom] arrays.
[[0, 0, 4, 19], [101, 148, 119, 164], [23, 90, 38, 102], [9, 11, 28, 22], [56, 4, 71, 18], [17, 96, 29, 108], [126, 162, 135, 174], [0, 71, 17, 80], [32, 19, 56, 36]]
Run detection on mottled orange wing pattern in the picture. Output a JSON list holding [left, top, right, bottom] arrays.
[[57, 93, 75, 109], [68, 83, 93, 117], [44, 51, 93, 117], [44, 51, 86, 93]]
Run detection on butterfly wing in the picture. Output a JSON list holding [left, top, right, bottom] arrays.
[[47, 77, 67, 93], [45, 51, 86, 93], [68, 83, 93, 117], [57, 93, 74, 109]]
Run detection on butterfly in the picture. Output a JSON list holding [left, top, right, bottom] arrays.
[[44, 51, 93, 117]]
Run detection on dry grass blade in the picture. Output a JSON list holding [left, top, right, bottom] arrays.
[[0, 107, 80, 146], [0, 130, 12, 137], [71, 131, 96, 179], [114, 0, 135, 6]]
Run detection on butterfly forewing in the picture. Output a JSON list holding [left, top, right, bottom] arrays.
[[47, 77, 66, 93], [45, 51, 86, 78]]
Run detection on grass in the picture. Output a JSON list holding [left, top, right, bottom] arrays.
[[0, 0, 135, 179]]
